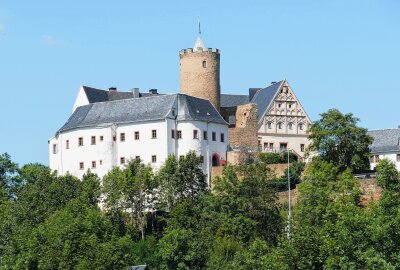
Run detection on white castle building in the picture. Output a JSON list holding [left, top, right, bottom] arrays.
[[368, 128, 400, 171], [49, 92, 228, 181], [49, 31, 312, 180]]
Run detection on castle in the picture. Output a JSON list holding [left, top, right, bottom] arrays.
[[49, 31, 311, 182]]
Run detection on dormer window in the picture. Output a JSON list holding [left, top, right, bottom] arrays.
[[172, 110, 175, 116], [202, 60, 207, 68]]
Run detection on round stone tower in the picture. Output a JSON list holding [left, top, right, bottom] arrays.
[[179, 35, 221, 110]]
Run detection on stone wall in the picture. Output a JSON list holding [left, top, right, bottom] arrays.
[[228, 103, 258, 152], [179, 48, 221, 110]]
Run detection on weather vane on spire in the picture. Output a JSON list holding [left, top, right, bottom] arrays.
[[198, 16, 201, 35]]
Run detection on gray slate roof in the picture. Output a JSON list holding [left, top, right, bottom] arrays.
[[220, 94, 249, 108], [83, 86, 160, 103], [58, 94, 227, 133], [250, 80, 283, 121], [221, 81, 284, 122], [368, 129, 400, 154]]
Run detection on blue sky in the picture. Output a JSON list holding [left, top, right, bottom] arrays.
[[0, 1, 399, 166]]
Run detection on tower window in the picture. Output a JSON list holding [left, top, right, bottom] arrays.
[[193, 130, 199, 139], [202, 60, 207, 68]]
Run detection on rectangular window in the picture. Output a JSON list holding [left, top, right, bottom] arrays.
[[220, 133, 225, 142], [375, 155, 380, 163], [264, 142, 268, 151], [135, 156, 141, 161], [177, 130, 182, 139], [269, 143, 274, 151], [120, 133, 125, 142], [397, 154, 400, 162], [135, 131, 140, 140], [200, 155, 204, 163], [79, 162, 84, 170], [203, 131, 208, 140], [91, 136, 96, 145], [212, 132, 216, 141], [152, 130, 157, 139], [99, 160, 103, 165], [193, 130, 199, 139], [113, 135, 116, 141], [78, 137, 83, 146], [100, 136, 104, 141], [120, 157, 125, 165], [300, 144, 305, 152], [151, 155, 157, 163], [280, 143, 288, 151], [92, 161, 96, 169], [52, 144, 57, 154], [66, 140, 70, 149], [171, 129, 175, 139]]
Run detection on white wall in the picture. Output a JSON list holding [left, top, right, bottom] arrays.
[[49, 119, 228, 182], [72, 86, 89, 113], [370, 153, 400, 171], [257, 134, 309, 158]]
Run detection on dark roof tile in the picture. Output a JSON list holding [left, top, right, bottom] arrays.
[[368, 129, 400, 154]]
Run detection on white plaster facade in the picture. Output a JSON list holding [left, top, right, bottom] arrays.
[[257, 81, 311, 158], [49, 115, 228, 182], [369, 153, 400, 171]]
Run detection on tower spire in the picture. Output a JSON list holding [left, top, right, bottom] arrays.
[[198, 16, 201, 35], [193, 17, 205, 51]]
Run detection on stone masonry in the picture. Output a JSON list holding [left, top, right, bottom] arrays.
[[179, 48, 221, 110], [228, 103, 259, 151]]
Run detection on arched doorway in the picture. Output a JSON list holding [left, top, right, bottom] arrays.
[[212, 154, 220, 167]]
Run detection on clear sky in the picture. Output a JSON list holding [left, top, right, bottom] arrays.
[[0, 0, 399, 166]]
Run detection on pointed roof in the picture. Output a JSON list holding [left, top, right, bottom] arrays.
[[193, 36, 205, 52], [250, 81, 284, 120]]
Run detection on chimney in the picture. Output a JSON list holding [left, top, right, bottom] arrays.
[[132, 88, 140, 98], [108, 86, 117, 91], [271, 81, 276, 85], [149, 89, 158, 95]]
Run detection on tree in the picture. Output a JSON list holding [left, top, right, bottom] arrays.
[[157, 151, 207, 211], [308, 109, 373, 172], [0, 153, 18, 199], [103, 159, 157, 240]]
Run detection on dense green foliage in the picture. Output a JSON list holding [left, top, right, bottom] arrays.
[[307, 108, 373, 172], [258, 152, 298, 164], [1, 106, 400, 269]]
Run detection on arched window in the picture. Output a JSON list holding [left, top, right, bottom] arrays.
[[267, 122, 272, 129], [202, 60, 207, 68], [288, 123, 293, 130], [278, 122, 283, 129]]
